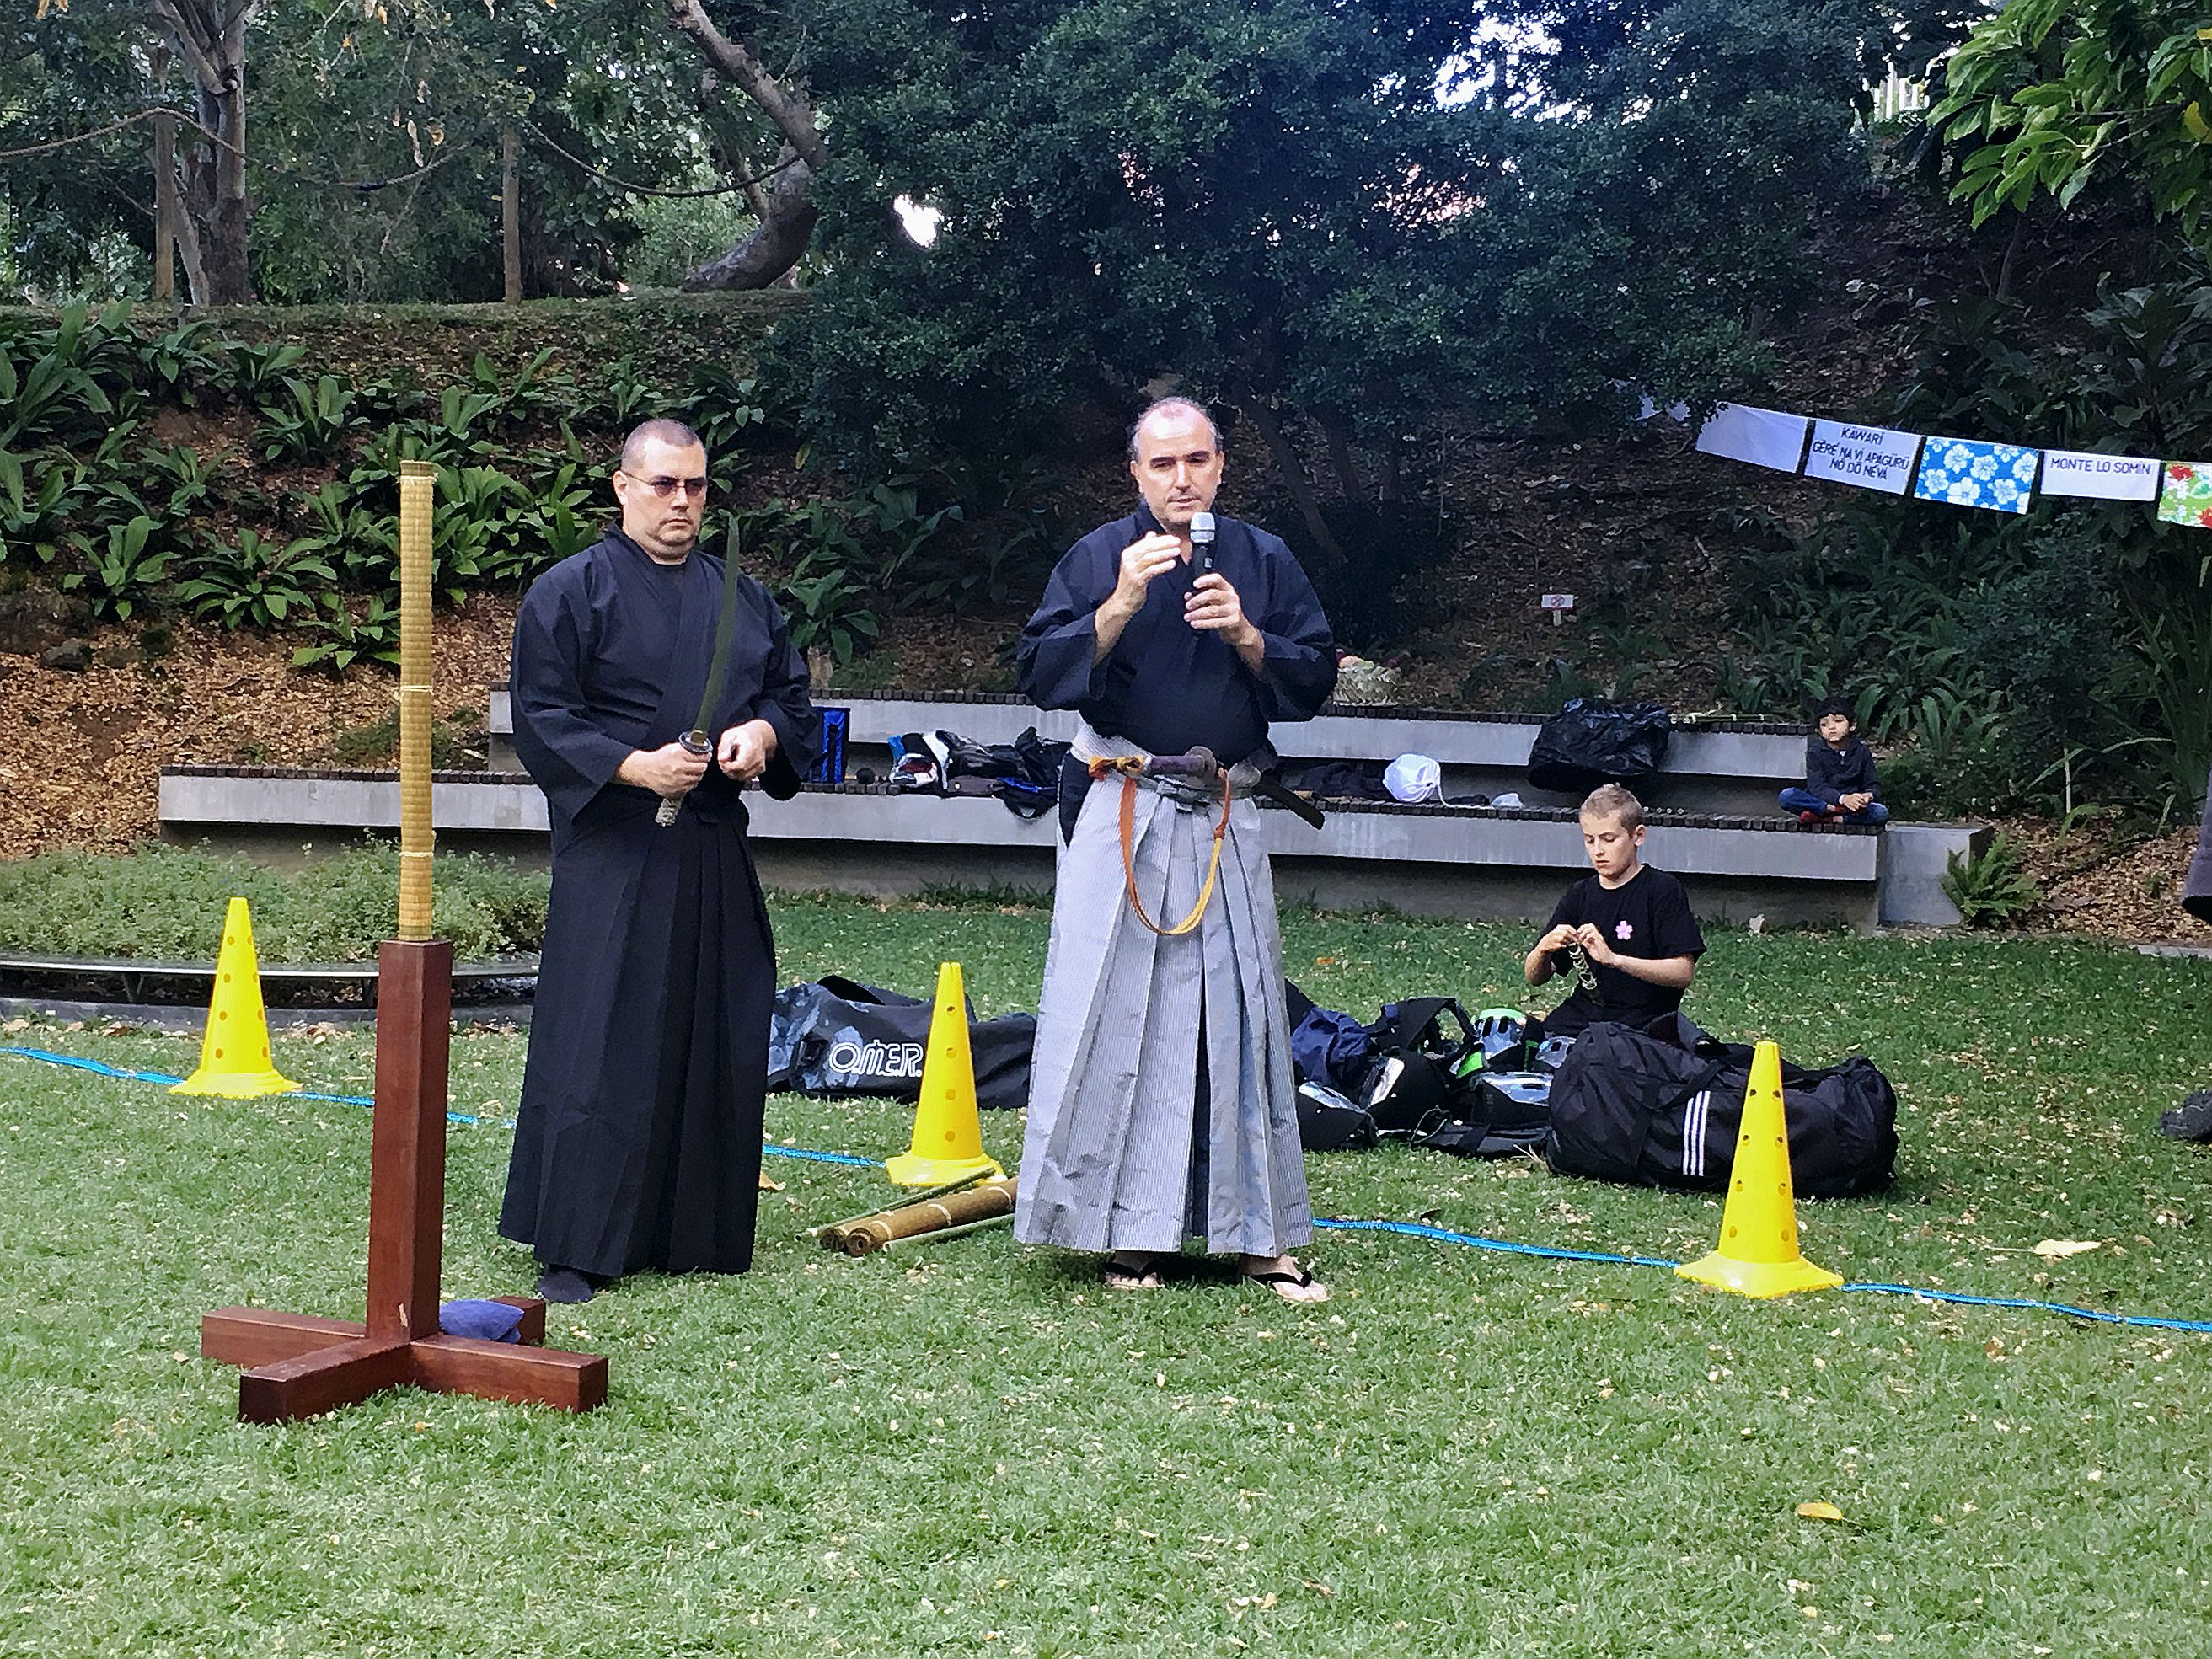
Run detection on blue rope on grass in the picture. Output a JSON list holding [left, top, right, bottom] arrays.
[[1315, 1216, 1680, 1270], [0, 1045, 876, 1159], [1315, 1216, 2212, 1335], [9, 1044, 2207, 1330], [1839, 1280, 2212, 1335]]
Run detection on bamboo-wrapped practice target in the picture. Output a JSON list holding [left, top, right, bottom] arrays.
[[395, 459, 437, 940], [823, 1177, 1016, 1257]]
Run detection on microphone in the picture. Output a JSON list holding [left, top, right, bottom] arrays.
[[1190, 510, 1216, 574]]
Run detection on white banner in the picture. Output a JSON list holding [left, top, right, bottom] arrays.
[[2038, 448, 2161, 502], [1694, 403, 1808, 473], [1802, 420, 1922, 495]]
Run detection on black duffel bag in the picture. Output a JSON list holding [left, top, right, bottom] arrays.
[[1545, 1015, 1897, 1198], [766, 975, 1036, 1111], [1526, 698, 1672, 796]]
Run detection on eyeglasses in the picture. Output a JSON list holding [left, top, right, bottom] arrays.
[[621, 470, 710, 501]]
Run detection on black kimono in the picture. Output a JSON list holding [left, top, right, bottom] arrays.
[[1016, 503, 1338, 771], [500, 528, 817, 1280]]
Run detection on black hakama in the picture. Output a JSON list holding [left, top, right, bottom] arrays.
[[499, 529, 817, 1279]]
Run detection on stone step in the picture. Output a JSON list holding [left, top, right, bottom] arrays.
[[158, 764, 1984, 928]]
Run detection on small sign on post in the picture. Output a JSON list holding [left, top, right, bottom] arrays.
[[1541, 593, 1577, 626]]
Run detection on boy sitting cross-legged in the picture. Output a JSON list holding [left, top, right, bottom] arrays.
[[1523, 784, 1706, 1042], [1781, 696, 1890, 826]]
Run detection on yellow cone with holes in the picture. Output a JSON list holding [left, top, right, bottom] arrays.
[[1676, 1040, 1840, 1298], [886, 961, 1003, 1189], [171, 898, 299, 1099]]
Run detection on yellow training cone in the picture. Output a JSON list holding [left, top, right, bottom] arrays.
[[886, 961, 1003, 1189], [1677, 1040, 1840, 1298], [171, 897, 299, 1099]]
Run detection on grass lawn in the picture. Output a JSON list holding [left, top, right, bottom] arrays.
[[2, 894, 2209, 1657]]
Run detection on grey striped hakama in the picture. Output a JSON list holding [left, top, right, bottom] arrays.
[[1015, 740, 1311, 1256]]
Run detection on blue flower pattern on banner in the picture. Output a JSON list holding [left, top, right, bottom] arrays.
[[1912, 439, 2038, 515]]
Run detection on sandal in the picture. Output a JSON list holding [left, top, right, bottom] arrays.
[[1103, 1253, 1163, 1291], [1241, 1258, 1329, 1304]]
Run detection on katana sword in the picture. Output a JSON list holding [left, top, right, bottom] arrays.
[[1136, 747, 1326, 829], [656, 521, 749, 828]]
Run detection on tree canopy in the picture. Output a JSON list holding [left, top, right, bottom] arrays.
[[0, 0, 811, 303], [1933, 0, 2212, 245], [770, 0, 1901, 617]]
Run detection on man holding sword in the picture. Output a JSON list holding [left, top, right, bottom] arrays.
[[501, 418, 818, 1303]]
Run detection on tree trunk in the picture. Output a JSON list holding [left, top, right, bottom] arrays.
[[663, 0, 824, 288], [151, 0, 255, 305], [680, 153, 818, 291], [501, 126, 523, 303], [152, 108, 177, 303], [1315, 412, 1371, 511], [1233, 389, 1346, 567]]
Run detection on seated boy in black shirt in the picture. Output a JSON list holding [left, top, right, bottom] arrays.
[[1523, 784, 1706, 1041]]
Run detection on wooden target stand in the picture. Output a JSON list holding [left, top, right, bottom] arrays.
[[201, 461, 607, 1423]]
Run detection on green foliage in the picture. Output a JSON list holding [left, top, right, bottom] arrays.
[[292, 593, 404, 676], [61, 513, 171, 621], [1942, 830, 2044, 927], [256, 374, 365, 461], [775, 0, 1889, 623], [0, 843, 544, 961], [222, 340, 310, 399], [1725, 266, 2212, 819], [0, 301, 807, 666], [1933, 0, 2212, 246], [1878, 683, 2017, 818], [2105, 591, 2212, 821], [1958, 519, 2119, 806], [175, 530, 338, 629], [778, 565, 881, 669]]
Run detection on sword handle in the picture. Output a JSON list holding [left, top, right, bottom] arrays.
[[654, 733, 715, 827]]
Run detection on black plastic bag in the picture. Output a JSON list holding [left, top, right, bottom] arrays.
[[766, 975, 1036, 1110], [1526, 698, 1672, 796]]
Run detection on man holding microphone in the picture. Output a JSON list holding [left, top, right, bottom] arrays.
[[1012, 397, 1337, 1302]]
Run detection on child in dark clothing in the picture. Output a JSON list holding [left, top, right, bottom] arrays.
[[1524, 784, 1706, 1041], [1780, 697, 1889, 826]]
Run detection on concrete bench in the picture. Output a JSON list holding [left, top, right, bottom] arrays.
[[488, 688, 1812, 816], [158, 760, 1987, 929]]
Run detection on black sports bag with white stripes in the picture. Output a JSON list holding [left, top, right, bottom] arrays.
[[1544, 1015, 1897, 1199]]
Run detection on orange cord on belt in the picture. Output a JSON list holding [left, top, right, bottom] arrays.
[[1087, 756, 1234, 937]]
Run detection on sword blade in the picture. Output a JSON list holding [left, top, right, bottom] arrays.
[[691, 518, 748, 740]]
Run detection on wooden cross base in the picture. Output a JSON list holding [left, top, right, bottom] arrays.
[[201, 939, 608, 1424]]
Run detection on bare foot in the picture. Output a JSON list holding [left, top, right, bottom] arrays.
[[1103, 1251, 1163, 1291], [1240, 1253, 1328, 1303]]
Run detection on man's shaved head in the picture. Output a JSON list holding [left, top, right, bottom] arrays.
[[620, 418, 705, 474]]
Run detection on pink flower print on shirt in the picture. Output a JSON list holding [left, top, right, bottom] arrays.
[[1615, 920, 1634, 941]]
